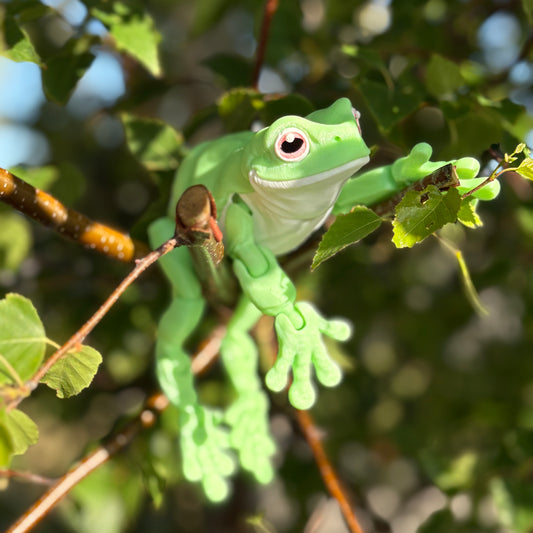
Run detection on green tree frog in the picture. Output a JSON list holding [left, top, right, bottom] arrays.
[[148, 97, 497, 501]]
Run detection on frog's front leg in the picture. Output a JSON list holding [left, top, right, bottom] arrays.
[[334, 142, 496, 212], [149, 218, 235, 502], [224, 202, 351, 410]]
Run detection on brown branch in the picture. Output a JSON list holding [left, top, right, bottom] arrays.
[[24, 237, 181, 396], [295, 410, 366, 533], [252, 0, 280, 89], [4, 330, 224, 533], [0, 470, 56, 487], [0, 167, 148, 262]]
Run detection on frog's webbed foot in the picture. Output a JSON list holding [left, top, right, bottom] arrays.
[[266, 302, 351, 410]]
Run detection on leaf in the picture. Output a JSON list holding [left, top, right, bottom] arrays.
[[523, 0, 533, 25], [425, 54, 464, 99], [217, 88, 265, 132], [359, 75, 424, 130], [517, 156, 533, 181], [0, 409, 39, 467], [42, 36, 97, 104], [92, 2, 162, 77], [491, 477, 533, 532], [392, 186, 461, 248], [312, 207, 383, 269], [0, 13, 41, 64], [457, 197, 482, 229], [0, 213, 32, 271], [41, 345, 102, 398], [121, 114, 184, 172], [0, 294, 47, 384], [202, 53, 253, 88]]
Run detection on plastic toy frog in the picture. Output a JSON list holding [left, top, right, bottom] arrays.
[[148, 97, 498, 501]]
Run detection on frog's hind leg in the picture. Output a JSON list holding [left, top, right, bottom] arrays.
[[221, 296, 276, 483], [148, 217, 205, 407]]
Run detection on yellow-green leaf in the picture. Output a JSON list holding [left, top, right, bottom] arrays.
[[0, 294, 46, 384], [0, 409, 38, 467], [41, 345, 102, 398], [392, 186, 461, 248]]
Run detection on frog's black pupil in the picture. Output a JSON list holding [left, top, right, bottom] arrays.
[[281, 137, 304, 153]]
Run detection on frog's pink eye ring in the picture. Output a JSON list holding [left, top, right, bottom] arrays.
[[352, 107, 362, 135], [275, 128, 310, 161]]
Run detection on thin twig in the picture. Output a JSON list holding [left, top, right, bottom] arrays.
[[0, 470, 56, 487], [252, 0, 280, 89], [0, 168, 148, 262], [295, 410, 365, 533], [4, 335, 223, 533], [23, 238, 181, 399]]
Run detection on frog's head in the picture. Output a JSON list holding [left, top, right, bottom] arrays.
[[244, 97, 370, 189]]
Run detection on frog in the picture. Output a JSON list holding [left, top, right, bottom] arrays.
[[148, 97, 499, 502]]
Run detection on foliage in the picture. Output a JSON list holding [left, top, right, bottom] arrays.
[[1, 0, 533, 532]]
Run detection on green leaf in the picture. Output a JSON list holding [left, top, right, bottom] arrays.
[[121, 115, 184, 172], [0, 409, 38, 467], [0, 294, 47, 384], [491, 477, 533, 532], [359, 75, 424, 130], [0, 212, 32, 271], [392, 186, 461, 248], [0, 13, 41, 64], [41, 345, 102, 398], [457, 197, 482, 229], [312, 207, 383, 269], [523, 0, 533, 24], [202, 54, 253, 88], [92, 2, 162, 76], [425, 54, 464, 99], [517, 156, 533, 181], [217, 88, 265, 132], [42, 36, 97, 104]]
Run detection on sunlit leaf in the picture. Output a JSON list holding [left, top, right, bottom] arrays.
[[0, 294, 46, 384], [517, 156, 533, 181], [92, 2, 162, 76], [0, 14, 41, 64], [457, 197, 482, 229], [312, 207, 383, 269], [0, 409, 38, 467], [121, 115, 184, 172], [41, 345, 102, 398], [491, 477, 533, 532], [392, 186, 461, 248]]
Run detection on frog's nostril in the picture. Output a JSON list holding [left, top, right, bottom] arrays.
[[334, 136, 341, 142]]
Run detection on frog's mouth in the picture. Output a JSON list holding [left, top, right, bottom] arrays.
[[249, 155, 370, 190]]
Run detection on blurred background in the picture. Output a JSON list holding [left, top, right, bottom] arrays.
[[1, 0, 533, 531]]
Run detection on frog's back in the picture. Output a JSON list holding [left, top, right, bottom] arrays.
[[169, 131, 253, 216]]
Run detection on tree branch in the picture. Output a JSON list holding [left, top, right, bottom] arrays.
[[0, 167, 148, 262]]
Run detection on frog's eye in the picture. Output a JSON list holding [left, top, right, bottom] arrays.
[[275, 128, 310, 162], [352, 107, 362, 135]]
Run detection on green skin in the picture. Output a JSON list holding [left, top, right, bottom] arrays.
[[148, 98, 498, 501]]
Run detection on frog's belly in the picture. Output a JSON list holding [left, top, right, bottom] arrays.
[[250, 209, 331, 256]]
